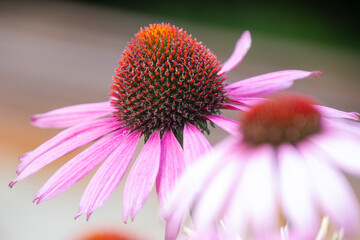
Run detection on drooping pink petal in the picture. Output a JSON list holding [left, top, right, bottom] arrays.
[[223, 144, 277, 238], [183, 123, 212, 165], [241, 145, 278, 236], [325, 118, 360, 137], [300, 146, 360, 236], [225, 70, 322, 98], [315, 105, 360, 121], [193, 159, 240, 233], [218, 31, 251, 75], [205, 115, 240, 136], [75, 130, 141, 220], [163, 137, 238, 240], [156, 130, 185, 208], [122, 131, 161, 222], [309, 129, 360, 176], [278, 144, 320, 236], [33, 128, 130, 203], [13, 117, 120, 184], [165, 210, 184, 240], [163, 137, 237, 218], [222, 153, 251, 237], [31, 101, 114, 128]]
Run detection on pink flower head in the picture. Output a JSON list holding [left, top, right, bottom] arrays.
[[164, 94, 360, 240], [10, 23, 320, 225]]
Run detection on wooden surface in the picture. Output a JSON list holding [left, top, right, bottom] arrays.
[[1, 1, 359, 240]]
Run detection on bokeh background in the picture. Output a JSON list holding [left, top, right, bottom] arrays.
[[1, 1, 359, 239]]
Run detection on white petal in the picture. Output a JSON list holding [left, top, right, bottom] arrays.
[[278, 144, 319, 235], [193, 159, 240, 232], [300, 146, 360, 236]]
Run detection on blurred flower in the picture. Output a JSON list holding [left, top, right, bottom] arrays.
[[10, 23, 320, 227], [76, 229, 139, 240], [164, 94, 360, 240]]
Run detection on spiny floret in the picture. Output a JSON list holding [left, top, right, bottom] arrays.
[[241, 95, 322, 146], [111, 23, 227, 136]]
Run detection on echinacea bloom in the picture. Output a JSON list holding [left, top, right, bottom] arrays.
[[164, 94, 360, 240], [10, 23, 320, 227]]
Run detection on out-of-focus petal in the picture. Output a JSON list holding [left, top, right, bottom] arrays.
[[223, 144, 277, 237], [218, 31, 251, 75], [183, 123, 212, 165], [165, 210, 184, 240], [75, 130, 141, 220], [300, 146, 360, 236], [315, 105, 360, 121], [163, 137, 238, 240], [205, 115, 240, 136], [156, 130, 185, 208], [163, 138, 235, 217], [193, 159, 240, 233], [221, 157, 250, 236], [122, 131, 161, 222], [225, 70, 322, 98], [33, 129, 130, 203], [242, 145, 278, 235], [31, 101, 114, 128], [11, 117, 121, 187], [324, 117, 360, 137], [309, 129, 360, 176], [278, 144, 320, 236]]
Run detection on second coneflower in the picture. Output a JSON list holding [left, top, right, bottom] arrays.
[[164, 94, 360, 240], [10, 23, 320, 228]]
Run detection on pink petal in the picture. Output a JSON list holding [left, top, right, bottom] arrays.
[[221, 104, 249, 111], [31, 101, 114, 128], [300, 146, 360, 236], [218, 31, 251, 75], [315, 105, 360, 121], [309, 129, 360, 176], [13, 117, 120, 183], [242, 146, 278, 235], [205, 115, 240, 136], [165, 210, 184, 240], [221, 159, 249, 236], [33, 128, 130, 203], [225, 70, 322, 98], [156, 130, 185, 208], [325, 118, 360, 137], [278, 144, 320, 236], [122, 131, 161, 222], [183, 123, 212, 165], [226, 97, 267, 107], [193, 159, 240, 232], [163, 137, 238, 239], [75, 130, 141, 220], [163, 137, 237, 217], [224, 145, 277, 237]]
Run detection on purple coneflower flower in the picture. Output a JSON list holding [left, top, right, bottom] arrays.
[[164, 94, 360, 240], [10, 23, 320, 224]]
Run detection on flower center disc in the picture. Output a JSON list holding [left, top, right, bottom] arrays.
[[111, 23, 226, 136], [241, 95, 322, 146]]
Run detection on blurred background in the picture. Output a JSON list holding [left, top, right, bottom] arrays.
[[1, 0, 359, 239]]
